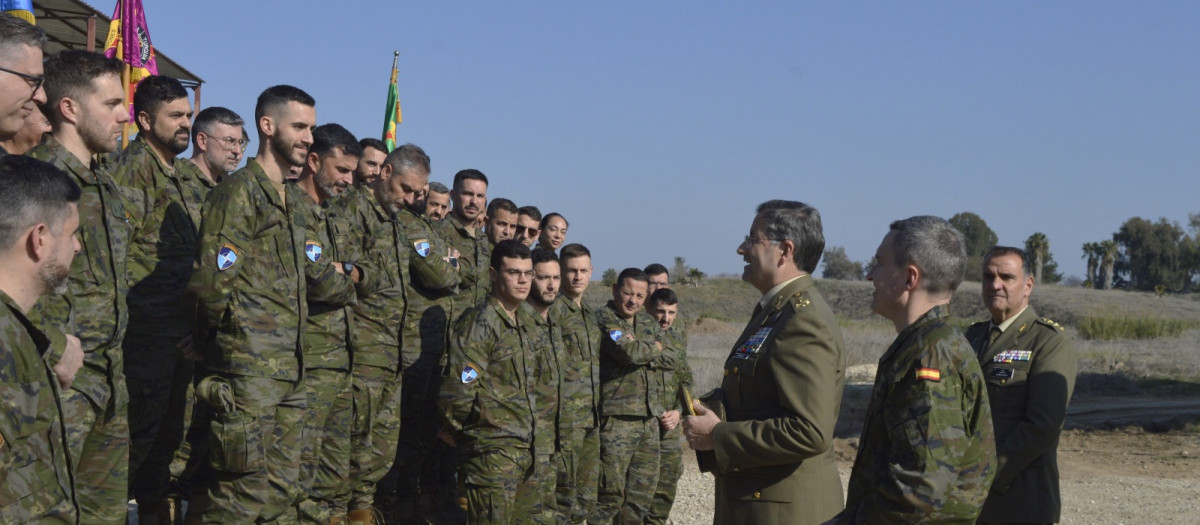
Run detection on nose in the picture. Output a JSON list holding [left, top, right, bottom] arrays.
[[32, 84, 47, 105]]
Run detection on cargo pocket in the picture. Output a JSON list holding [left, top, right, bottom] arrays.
[[208, 410, 263, 474], [0, 381, 58, 509]]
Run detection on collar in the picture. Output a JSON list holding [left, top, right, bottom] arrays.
[[758, 274, 807, 312], [993, 305, 1030, 333]]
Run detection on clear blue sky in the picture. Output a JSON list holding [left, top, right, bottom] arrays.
[[144, 1, 1198, 280]]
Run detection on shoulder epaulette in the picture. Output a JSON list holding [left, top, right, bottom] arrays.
[[790, 291, 811, 310], [1036, 317, 1065, 332], [966, 319, 988, 329]]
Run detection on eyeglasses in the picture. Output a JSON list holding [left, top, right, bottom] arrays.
[[0, 65, 44, 94], [743, 235, 781, 245], [514, 226, 538, 236], [503, 269, 535, 278], [201, 132, 248, 151]]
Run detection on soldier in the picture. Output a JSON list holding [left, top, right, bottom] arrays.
[[111, 75, 213, 524], [446, 169, 491, 305], [645, 288, 692, 525], [187, 85, 319, 522], [186, 106, 245, 184], [0, 14, 47, 153], [523, 248, 565, 524], [536, 212, 568, 253], [439, 240, 540, 524], [292, 123, 365, 523], [644, 263, 670, 295], [592, 268, 665, 525], [515, 205, 541, 248], [485, 197, 519, 246], [27, 49, 133, 523], [549, 243, 602, 524], [839, 215, 996, 523], [423, 182, 451, 221], [966, 246, 1078, 525], [355, 137, 387, 188], [0, 109, 50, 155], [682, 200, 844, 525], [0, 156, 82, 523]]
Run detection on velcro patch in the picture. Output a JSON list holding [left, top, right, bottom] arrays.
[[412, 239, 431, 258], [608, 329, 623, 342], [217, 243, 240, 271], [916, 367, 941, 382], [993, 350, 1032, 363], [461, 363, 480, 384], [304, 240, 323, 262]]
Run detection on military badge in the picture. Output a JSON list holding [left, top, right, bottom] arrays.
[[994, 350, 1032, 363], [217, 243, 240, 271], [461, 363, 480, 384], [304, 241, 324, 263], [988, 368, 1014, 380], [608, 329, 623, 341], [733, 326, 772, 359], [916, 367, 941, 382], [413, 239, 431, 258]]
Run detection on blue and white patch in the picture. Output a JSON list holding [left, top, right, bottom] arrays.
[[304, 241, 324, 263], [461, 363, 480, 384], [412, 239, 431, 258], [733, 327, 772, 359], [608, 329, 623, 342], [217, 243, 240, 271]]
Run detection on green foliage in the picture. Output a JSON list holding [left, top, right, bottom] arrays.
[[1076, 316, 1200, 340], [1024, 232, 1062, 284], [601, 267, 617, 287], [821, 245, 864, 281], [949, 212, 998, 275], [1113, 217, 1188, 291]]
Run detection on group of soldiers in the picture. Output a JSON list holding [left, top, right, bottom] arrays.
[[1, 14, 696, 525]]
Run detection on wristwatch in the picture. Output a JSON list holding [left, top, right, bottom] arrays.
[[342, 262, 355, 275]]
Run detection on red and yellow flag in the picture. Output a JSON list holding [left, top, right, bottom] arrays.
[[103, 0, 157, 144], [2, 0, 36, 25], [382, 51, 402, 152]]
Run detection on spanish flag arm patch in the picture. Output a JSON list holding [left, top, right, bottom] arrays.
[[916, 367, 941, 382]]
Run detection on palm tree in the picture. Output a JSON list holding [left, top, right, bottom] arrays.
[[1099, 240, 1118, 290], [1081, 242, 1099, 288], [687, 267, 705, 287], [1026, 232, 1049, 284]]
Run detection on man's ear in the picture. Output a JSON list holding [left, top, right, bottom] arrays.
[[57, 97, 80, 127], [306, 152, 321, 174], [27, 223, 50, 262], [259, 114, 274, 137], [136, 111, 153, 134], [378, 162, 393, 182], [777, 240, 795, 266], [904, 264, 921, 291]]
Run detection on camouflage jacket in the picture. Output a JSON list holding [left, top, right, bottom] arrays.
[[111, 135, 210, 338], [549, 295, 601, 429], [0, 291, 78, 523], [653, 324, 692, 414], [843, 305, 996, 524], [440, 296, 538, 452], [524, 303, 562, 455], [445, 214, 490, 306], [396, 208, 458, 366], [294, 189, 362, 371], [27, 135, 131, 411], [189, 159, 310, 380], [596, 302, 664, 419], [343, 188, 408, 372]]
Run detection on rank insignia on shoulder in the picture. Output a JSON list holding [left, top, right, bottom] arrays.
[[217, 243, 240, 271], [608, 329, 623, 342], [916, 367, 941, 382], [461, 363, 480, 384], [413, 239, 431, 258], [1040, 318, 1065, 331], [304, 241, 323, 263], [994, 350, 1032, 363]]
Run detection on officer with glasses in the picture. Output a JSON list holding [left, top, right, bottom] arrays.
[[0, 14, 47, 156]]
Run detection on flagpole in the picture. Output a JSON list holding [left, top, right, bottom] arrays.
[[121, 64, 130, 148], [391, 50, 399, 85]]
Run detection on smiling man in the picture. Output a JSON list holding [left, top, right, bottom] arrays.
[[0, 14, 47, 153], [447, 169, 491, 305], [965, 246, 1077, 525]]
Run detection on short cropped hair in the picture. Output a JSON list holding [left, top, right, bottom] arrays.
[[648, 288, 679, 308], [383, 143, 430, 177], [540, 212, 568, 229], [0, 156, 81, 247], [42, 50, 123, 124], [983, 245, 1032, 276], [453, 169, 488, 190], [132, 75, 188, 130], [888, 215, 967, 294], [615, 268, 649, 289], [559, 243, 591, 265], [643, 263, 668, 277], [756, 200, 825, 274], [490, 239, 531, 270], [309, 123, 362, 159], [518, 205, 542, 222], [0, 14, 46, 56], [359, 137, 387, 155], [427, 182, 449, 195], [531, 248, 558, 267], [192, 106, 245, 146], [487, 197, 518, 217], [254, 85, 314, 123]]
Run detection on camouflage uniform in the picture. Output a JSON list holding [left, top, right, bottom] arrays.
[[0, 291, 79, 523], [110, 135, 212, 511], [445, 213, 490, 306], [439, 296, 540, 524], [27, 135, 133, 522], [592, 302, 664, 525], [549, 295, 602, 523], [292, 189, 365, 522], [648, 323, 691, 525], [841, 304, 996, 524], [188, 159, 316, 522], [522, 303, 563, 525]]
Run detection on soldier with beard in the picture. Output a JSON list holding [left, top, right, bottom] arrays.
[[423, 182, 451, 221], [186, 106, 245, 185], [446, 169, 491, 306], [354, 138, 387, 188], [521, 248, 565, 524]]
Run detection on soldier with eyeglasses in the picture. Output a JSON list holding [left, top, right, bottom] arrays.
[[0, 14, 48, 156], [187, 106, 247, 184]]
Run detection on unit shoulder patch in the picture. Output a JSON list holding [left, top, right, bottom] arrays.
[[304, 240, 323, 263], [217, 243, 240, 271], [461, 363, 480, 384]]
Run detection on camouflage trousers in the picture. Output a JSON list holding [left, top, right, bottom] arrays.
[[458, 445, 534, 524], [555, 426, 600, 524], [189, 373, 308, 524], [647, 426, 683, 524], [126, 333, 195, 505], [345, 364, 402, 511], [591, 416, 660, 525], [61, 368, 130, 523], [527, 452, 559, 525], [379, 353, 443, 521], [297, 368, 353, 523]]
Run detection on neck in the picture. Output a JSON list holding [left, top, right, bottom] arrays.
[[295, 174, 323, 204], [454, 212, 474, 231], [895, 292, 950, 333], [189, 154, 220, 183], [255, 144, 288, 186], [527, 300, 550, 318], [496, 295, 521, 320], [53, 129, 97, 167], [0, 258, 41, 313], [142, 136, 176, 167], [566, 291, 583, 307]]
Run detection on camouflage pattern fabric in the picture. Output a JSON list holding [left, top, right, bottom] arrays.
[[346, 364, 403, 511], [459, 446, 534, 525], [648, 324, 691, 524], [596, 302, 665, 419], [555, 426, 600, 524], [296, 367, 352, 523], [523, 303, 563, 524], [444, 213, 490, 307], [592, 415, 660, 525], [549, 295, 602, 522], [27, 135, 132, 522], [344, 187, 408, 373], [842, 304, 996, 524], [0, 291, 78, 523]]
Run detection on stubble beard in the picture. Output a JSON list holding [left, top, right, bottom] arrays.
[[40, 259, 71, 296]]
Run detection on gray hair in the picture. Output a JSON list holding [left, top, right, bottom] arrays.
[[384, 143, 430, 177], [192, 106, 245, 146], [888, 215, 967, 294], [427, 181, 449, 195], [755, 200, 825, 273], [0, 14, 46, 58]]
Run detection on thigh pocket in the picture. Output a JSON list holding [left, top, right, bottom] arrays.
[[208, 410, 264, 474]]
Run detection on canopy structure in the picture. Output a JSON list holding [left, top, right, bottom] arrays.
[[29, 0, 205, 107]]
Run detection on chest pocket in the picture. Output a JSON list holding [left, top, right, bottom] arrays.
[[252, 220, 291, 277]]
